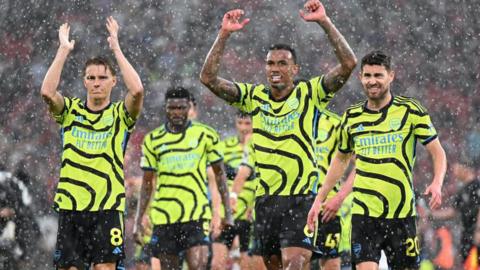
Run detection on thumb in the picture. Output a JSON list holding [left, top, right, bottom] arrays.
[[241, 18, 250, 27], [70, 40, 75, 47], [299, 10, 306, 19], [423, 186, 430, 195]]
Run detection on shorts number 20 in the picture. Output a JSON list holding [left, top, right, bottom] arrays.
[[405, 236, 419, 257]]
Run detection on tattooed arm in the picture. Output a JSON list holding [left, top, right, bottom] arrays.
[[200, 9, 250, 103], [300, 0, 357, 93]]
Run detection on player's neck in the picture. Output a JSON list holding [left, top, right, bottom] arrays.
[[167, 121, 189, 133], [270, 84, 294, 101], [366, 93, 392, 111], [86, 97, 110, 112]]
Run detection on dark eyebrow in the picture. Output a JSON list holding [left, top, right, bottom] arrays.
[[86, 75, 109, 79]]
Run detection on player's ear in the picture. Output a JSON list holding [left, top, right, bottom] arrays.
[[388, 70, 395, 83], [292, 64, 300, 76]]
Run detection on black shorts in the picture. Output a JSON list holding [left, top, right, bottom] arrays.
[[253, 194, 316, 257], [315, 216, 341, 259], [351, 215, 420, 269], [149, 220, 210, 256], [214, 220, 252, 252], [54, 210, 125, 269]]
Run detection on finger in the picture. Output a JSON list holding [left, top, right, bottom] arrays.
[[307, 212, 315, 232], [70, 40, 75, 47], [299, 10, 306, 19], [322, 211, 333, 223], [240, 18, 250, 27]]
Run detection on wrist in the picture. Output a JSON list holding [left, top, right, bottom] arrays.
[[219, 29, 231, 38], [57, 46, 71, 54], [317, 17, 332, 27]]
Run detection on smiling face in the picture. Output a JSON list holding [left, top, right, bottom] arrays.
[[83, 64, 116, 102], [359, 64, 394, 102], [265, 49, 299, 93]]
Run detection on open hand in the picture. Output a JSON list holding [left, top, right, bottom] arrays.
[[106, 16, 120, 51], [58, 23, 75, 51], [221, 9, 250, 33], [424, 182, 442, 210]]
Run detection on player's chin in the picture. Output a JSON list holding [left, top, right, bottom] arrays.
[[270, 82, 287, 90]]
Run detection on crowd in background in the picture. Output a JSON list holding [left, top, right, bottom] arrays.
[[0, 0, 479, 269]]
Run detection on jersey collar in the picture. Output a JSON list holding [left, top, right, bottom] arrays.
[[84, 101, 112, 114], [165, 120, 192, 134], [363, 95, 394, 114]]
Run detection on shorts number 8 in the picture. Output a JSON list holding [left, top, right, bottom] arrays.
[[110, 228, 123, 246]]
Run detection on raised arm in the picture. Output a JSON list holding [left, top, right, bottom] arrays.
[[133, 170, 156, 244], [106, 16, 144, 119], [300, 0, 357, 93], [199, 10, 250, 103], [423, 138, 447, 210], [40, 23, 74, 115], [210, 161, 234, 226], [307, 151, 351, 231]]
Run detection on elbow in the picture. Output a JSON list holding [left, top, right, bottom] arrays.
[[131, 85, 145, 99], [40, 86, 54, 101], [344, 56, 358, 72], [199, 70, 215, 87], [199, 73, 210, 87]]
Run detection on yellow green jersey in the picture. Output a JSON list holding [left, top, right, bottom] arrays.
[[231, 77, 333, 197], [314, 109, 342, 201], [140, 121, 223, 225], [339, 96, 438, 218], [52, 97, 136, 212], [220, 136, 257, 221]]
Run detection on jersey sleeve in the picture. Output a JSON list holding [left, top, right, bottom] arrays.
[[231, 82, 254, 113], [206, 129, 223, 164], [310, 76, 335, 110], [52, 96, 73, 124], [338, 112, 354, 153], [410, 101, 438, 145], [119, 101, 137, 132], [140, 133, 157, 171]]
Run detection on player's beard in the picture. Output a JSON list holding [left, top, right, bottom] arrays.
[[271, 82, 287, 91]]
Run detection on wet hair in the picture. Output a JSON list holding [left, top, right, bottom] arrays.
[[268, 44, 297, 64], [361, 50, 392, 71], [83, 56, 116, 76], [235, 110, 251, 119], [165, 86, 191, 101]]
